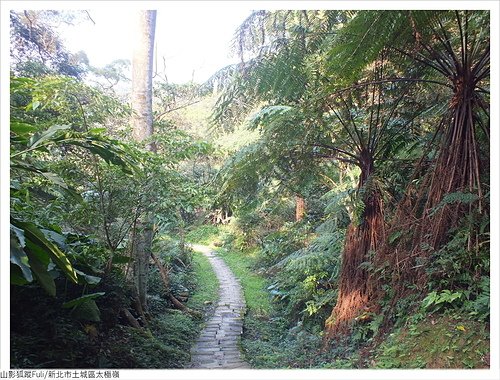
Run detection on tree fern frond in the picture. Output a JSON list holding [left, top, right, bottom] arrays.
[[245, 105, 295, 130], [326, 11, 412, 86]]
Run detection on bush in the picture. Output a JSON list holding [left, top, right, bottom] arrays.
[[185, 224, 219, 245]]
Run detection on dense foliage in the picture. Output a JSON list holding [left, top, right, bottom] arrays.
[[9, 10, 217, 368], [9, 8, 490, 370], [208, 9, 490, 368]]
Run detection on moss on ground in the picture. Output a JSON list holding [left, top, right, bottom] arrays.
[[373, 314, 490, 368]]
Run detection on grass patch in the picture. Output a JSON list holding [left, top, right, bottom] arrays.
[[187, 249, 219, 313], [185, 224, 220, 245], [216, 246, 271, 316]]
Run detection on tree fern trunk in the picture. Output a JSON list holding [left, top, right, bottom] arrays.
[[377, 12, 489, 310], [324, 159, 385, 342]]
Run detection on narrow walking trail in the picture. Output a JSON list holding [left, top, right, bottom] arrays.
[[189, 244, 250, 369]]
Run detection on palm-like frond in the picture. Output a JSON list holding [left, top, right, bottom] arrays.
[[212, 10, 346, 130]]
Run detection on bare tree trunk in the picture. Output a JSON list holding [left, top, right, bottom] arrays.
[[295, 196, 306, 221], [120, 308, 142, 329], [131, 10, 157, 313], [131, 10, 157, 152], [134, 217, 154, 312], [151, 252, 202, 318]]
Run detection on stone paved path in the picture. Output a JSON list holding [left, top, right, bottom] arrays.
[[189, 244, 250, 369]]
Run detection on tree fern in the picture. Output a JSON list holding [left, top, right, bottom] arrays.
[[285, 231, 345, 275], [326, 11, 412, 87], [245, 105, 295, 131]]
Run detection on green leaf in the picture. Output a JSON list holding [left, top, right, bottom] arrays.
[[11, 120, 38, 135], [31, 100, 41, 111], [10, 232, 33, 283], [25, 248, 56, 296], [389, 230, 402, 245], [62, 292, 105, 309], [11, 218, 78, 284], [11, 76, 34, 89], [246, 105, 294, 130], [66, 138, 135, 174], [39, 171, 69, 189], [28, 124, 71, 149], [75, 269, 101, 285], [111, 254, 133, 264], [11, 224, 26, 247], [10, 161, 83, 202], [88, 127, 106, 134], [41, 229, 67, 250], [429, 192, 480, 217], [11, 264, 30, 286], [74, 300, 101, 322], [422, 291, 438, 309]]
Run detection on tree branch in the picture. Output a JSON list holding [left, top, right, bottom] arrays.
[[154, 99, 202, 122]]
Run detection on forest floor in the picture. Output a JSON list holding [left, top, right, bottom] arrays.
[[185, 224, 490, 370], [188, 244, 249, 369]]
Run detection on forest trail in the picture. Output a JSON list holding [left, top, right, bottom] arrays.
[[188, 244, 250, 369]]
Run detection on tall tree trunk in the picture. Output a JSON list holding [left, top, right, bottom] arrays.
[[131, 10, 157, 151], [131, 10, 157, 313]]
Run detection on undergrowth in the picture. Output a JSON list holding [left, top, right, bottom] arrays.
[[186, 219, 490, 370], [187, 248, 219, 315], [10, 236, 216, 369], [372, 314, 490, 368]]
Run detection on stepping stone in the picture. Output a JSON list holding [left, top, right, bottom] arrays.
[[196, 336, 216, 342], [194, 347, 222, 353]]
